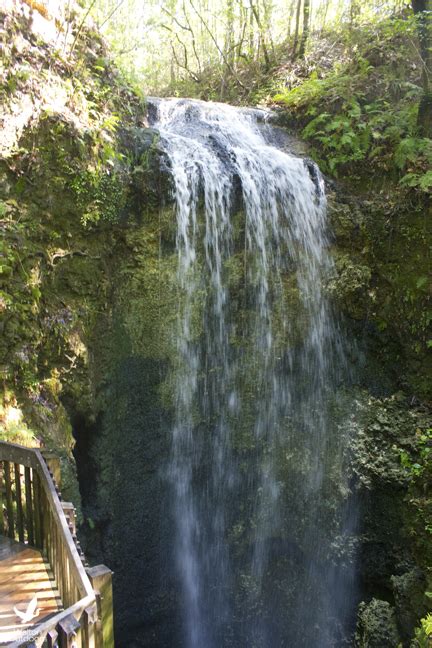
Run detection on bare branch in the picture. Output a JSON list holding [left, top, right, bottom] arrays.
[[163, 24, 200, 82], [182, 1, 202, 74], [188, 0, 247, 89], [99, 0, 127, 30], [70, 0, 97, 54], [162, 7, 191, 33]]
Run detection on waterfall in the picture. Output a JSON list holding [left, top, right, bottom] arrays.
[[151, 98, 357, 648]]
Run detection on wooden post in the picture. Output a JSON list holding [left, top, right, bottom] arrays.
[[86, 565, 115, 648], [14, 463, 24, 542], [24, 466, 34, 545], [89, 587, 103, 648], [46, 628, 58, 648], [57, 614, 81, 648], [82, 604, 98, 648], [4, 461, 14, 539]]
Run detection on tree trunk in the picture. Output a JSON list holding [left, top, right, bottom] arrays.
[[249, 0, 271, 70], [292, 0, 302, 59], [298, 0, 310, 59], [287, 0, 295, 39], [412, 0, 432, 136], [224, 0, 235, 68]]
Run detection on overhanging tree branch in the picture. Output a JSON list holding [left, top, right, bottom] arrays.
[[162, 24, 200, 83]]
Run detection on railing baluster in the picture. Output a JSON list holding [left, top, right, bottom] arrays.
[[61, 540, 66, 605], [0, 462, 4, 535], [62, 502, 77, 535], [66, 545, 72, 607], [25, 466, 35, 545], [4, 460, 15, 539], [14, 462, 24, 542], [33, 469, 43, 548], [40, 472, 45, 551], [64, 548, 70, 607], [57, 524, 63, 603], [46, 502, 51, 565], [49, 507, 55, 585], [42, 451, 62, 488]]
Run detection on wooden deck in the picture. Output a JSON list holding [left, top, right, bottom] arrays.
[[0, 535, 61, 645]]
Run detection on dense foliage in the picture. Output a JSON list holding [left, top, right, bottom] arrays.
[[86, 0, 432, 195], [86, 0, 412, 95], [271, 13, 432, 193]]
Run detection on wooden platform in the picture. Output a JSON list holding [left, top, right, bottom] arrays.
[[0, 536, 62, 645]]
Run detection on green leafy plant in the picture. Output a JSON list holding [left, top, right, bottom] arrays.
[[399, 428, 432, 584], [413, 613, 432, 647], [71, 169, 125, 226], [272, 15, 432, 192], [400, 429, 432, 480]]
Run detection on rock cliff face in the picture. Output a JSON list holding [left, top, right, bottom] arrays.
[[1, 4, 431, 648]]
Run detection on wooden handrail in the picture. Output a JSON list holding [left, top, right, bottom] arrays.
[[0, 441, 114, 647]]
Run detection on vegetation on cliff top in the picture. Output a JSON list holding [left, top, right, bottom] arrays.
[[87, 0, 432, 190]]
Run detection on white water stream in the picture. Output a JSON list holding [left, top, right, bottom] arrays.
[[152, 98, 356, 648]]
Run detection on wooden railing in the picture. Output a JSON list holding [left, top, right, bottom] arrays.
[[0, 441, 114, 648]]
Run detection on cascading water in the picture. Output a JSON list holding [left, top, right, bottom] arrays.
[[151, 98, 357, 647]]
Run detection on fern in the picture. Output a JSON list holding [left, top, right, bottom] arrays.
[[271, 15, 432, 191], [415, 613, 432, 648], [419, 171, 432, 191], [394, 138, 421, 169]]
